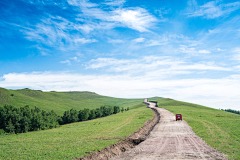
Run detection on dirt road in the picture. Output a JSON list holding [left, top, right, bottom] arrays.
[[110, 102, 228, 160]]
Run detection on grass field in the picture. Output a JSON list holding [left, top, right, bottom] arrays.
[[157, 98, 240, 160], [0, 103, 154, 159], [0, 88, 162, 115], [2, 87, 239, 159]]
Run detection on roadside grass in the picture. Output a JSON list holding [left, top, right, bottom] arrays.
[[0, 104, 154, 160], [158, 98, 240, 160], [0, 88, 162, 115]]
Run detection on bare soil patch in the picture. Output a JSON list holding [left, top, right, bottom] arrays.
[[75, 106, 160, 160], [76, 102, 228, 160], [110, 106, 228, 160]]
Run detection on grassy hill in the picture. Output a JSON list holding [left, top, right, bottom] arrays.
[[157, 98, 240, 160], [1, 88, 239, 159], [0, 103, 154, 159], [0, 88, 162, 115]]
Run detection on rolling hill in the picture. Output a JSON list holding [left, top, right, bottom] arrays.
[[1, 88, 239, 159], [0, 87, 162, 115]]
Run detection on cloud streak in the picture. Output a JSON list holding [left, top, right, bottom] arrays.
[[187, 0, 240, 19], [86, 56, 232, 78], [1, 71, 240, 110]]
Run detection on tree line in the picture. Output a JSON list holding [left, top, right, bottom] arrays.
[[0, 105, 59, 134], [0, 105, 129, 134], [60, 106, 129, 125], [221, 109, 240, 115]]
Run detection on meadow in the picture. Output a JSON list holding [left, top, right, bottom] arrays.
[[2, 87, 239, 159], [0, 103, 154, 159], [0, 88, 160, 115], [158, 98, 240, 160]]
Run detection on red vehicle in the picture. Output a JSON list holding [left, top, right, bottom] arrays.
[[176, 114, 182, 121]]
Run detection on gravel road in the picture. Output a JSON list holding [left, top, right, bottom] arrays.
[[110, 102, 228, 160]]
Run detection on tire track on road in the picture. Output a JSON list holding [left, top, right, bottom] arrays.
[[110, 103, 228, 160]]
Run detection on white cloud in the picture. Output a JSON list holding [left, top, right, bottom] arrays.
[[208, 28, 221, 34], [68, 0, 157, 32], [180, 45, 211, 55], [108, 39, 124, 43], [75, 24, 94, 33], [155, 7, 171, 18], [86, 56, 231, 76], [198, 50, 211, 54], [110, 8, 157, 32], [217, 48, 225, 51], [233, 47, 240, 53], [60, 60, 71, 65], [232, 48, 240, 61], [23, 16, 99, 50], [1, 71, 240, 110], [146, 39, 167, 46], [74, 38, 97, 44], [70, 56, 80, 62], [187, 1, 240, 19], [17, 0, 158, 55], [132, 37, 145, 43], [68, 0, 98, 7], [104, 0, 126, 6], [233, 54, 240, 61]]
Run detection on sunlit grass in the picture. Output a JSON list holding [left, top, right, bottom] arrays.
[[0, 104, 154, 159], [158, 98, 240, 160]]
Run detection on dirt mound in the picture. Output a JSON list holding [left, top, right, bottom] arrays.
[[75, 107, 160, 160]]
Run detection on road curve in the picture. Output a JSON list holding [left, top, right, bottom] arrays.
[[110, 102, 228, 160]]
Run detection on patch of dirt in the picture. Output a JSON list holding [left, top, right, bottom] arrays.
[[75, 106, 160, 160], [110, 105, 229, 160], [76, 102, 228, 160]]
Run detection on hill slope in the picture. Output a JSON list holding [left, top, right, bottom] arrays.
[[157, 98, 240, 160], [0, 88, 162, 115], [0, 104, 154, 159]]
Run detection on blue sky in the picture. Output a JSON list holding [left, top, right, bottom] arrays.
[[1, 0, 240, 110]]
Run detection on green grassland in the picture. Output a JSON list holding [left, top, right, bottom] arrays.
[[0, 103, 154, 160], [0, 88, 162, 115], [2, 87, 239, 159], [157, 98, 240, 160]]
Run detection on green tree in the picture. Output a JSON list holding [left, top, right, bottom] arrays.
[[95, 108, 102, 118], [6, 119, 15, 133], [0, 106, 7, 129], [79, 108, 89, 121], [20, 116, 30, 132], [121, 107, 124, 113], [113, 106, 120, 114], [62, 110, 70, 124], [70, 109, 78, 123], [89, 109, 96, 120]]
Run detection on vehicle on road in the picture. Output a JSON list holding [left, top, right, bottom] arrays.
[[176, 114, 182, 121]]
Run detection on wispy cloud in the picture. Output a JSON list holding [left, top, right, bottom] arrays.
[[74, 38, 97, 44], [17, 0, 158, 54], [146, 39, 167, 46], [108, 39, 124, 43], [60, 60, 71, 65], [70, 56, 80, 62], [68, 0, 157, 32], [187, 0, 240, 19], [132, 37, 145, 43], [110, 8, 157, 32], [179, 45, 211, 55], [155, 7, 171, 19], [232, 48, 240, 61], [198, 50, 211, 54], [86, 56, 231, 77], [1, 71, 240, 110], [104, 0, 126, 6]]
